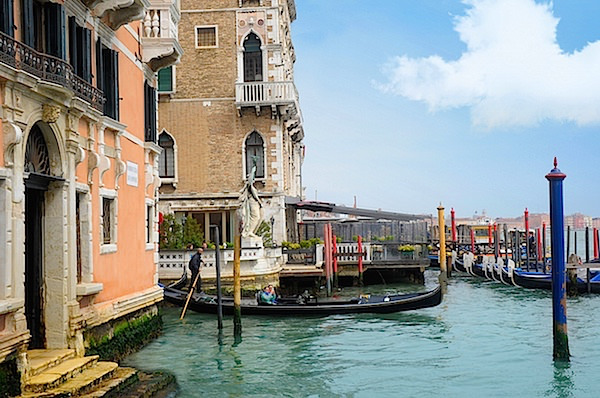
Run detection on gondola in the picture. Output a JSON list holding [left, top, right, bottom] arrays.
[[163, 278, 443, 316], [511, 269, 600, 293]]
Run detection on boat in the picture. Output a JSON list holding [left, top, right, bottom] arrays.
[[510, 269, 600, 293], [163, 278, 443, 316]]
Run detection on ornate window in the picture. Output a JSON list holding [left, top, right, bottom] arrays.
[[24, 124, 51, 175], [158, 131, 176, 180], [243, 32, 262, 82], [245, 131, 264, 179]]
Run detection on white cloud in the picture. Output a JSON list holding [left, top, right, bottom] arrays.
[[379, 0, 600, 128]]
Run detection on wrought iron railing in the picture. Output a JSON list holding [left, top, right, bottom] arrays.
[[0, 31, 104, 111]]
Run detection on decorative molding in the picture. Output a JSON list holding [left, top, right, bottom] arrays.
[[87, 151, 100, 184], [2, 121, 23, 167], [41, 104, 61, 124], [115, 159, 126, 189]]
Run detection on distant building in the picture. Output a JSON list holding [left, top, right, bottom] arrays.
[[0, 0, 180, 378], [565, 213, 592, 229], [156, 0, 304, 245]]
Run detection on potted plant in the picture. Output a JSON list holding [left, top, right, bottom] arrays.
[[398, 244, 415, 259]]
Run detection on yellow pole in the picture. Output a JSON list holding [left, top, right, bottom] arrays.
[[438, 203, 447, 278]]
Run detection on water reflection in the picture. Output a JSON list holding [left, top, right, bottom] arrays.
[[545, 361, 574, 398]]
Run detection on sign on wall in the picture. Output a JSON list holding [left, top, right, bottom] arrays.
[[126, 161, 138, 187]]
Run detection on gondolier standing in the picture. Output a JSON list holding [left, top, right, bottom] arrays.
[[189, 247, 204, 291]]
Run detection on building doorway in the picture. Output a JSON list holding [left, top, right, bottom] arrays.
[[24, 181, 45, 348]]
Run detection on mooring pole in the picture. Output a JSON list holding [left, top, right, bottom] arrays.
[[451, 207, 457, 245], [586, 227, 591, 294], [594, 227, 599, 259], [546, 157, 570, 361], [503, 224, 509, 263], [357, 235, 364, 286], [524, 208, 530, 269], [233, 233, 242, 337], [543, 222, 547, 272], [437, 204, 447, 279], [213, 225, 223, 330], [324, 224, 332, 297], [488, 224, 492, 246], [332, 233, 338, 288], [566, 225, 571, 261], [470, 229, 475, 255]]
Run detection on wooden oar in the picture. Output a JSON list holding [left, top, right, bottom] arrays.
[[180, 273, 201, 320]]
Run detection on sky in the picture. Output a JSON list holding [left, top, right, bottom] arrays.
[[291, 0, 600, 219]]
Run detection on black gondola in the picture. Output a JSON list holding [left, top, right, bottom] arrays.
[[163, 283, 443, 316], [510, 270, 600, 293]]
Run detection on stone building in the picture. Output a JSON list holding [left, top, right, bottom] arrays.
[[156, 0, 304, 246], [0, 0, 181, 387]]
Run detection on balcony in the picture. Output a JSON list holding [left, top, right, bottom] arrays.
[[93, 0, 151, 30], [141, 2, 183, 72], [235, 81, 300, 118], [0, 31, 104, 111]]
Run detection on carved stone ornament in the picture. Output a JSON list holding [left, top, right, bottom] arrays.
[[42, 104, 61, 124], [114, 159, 126, 189], [3, 121, 23, 166]]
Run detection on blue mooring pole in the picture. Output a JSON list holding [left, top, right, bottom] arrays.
[[545, 157, 570, 361]]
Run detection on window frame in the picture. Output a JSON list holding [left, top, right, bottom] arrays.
[[195, 25, 218, 49], [157, 65, 175, 94], [99, 188, 117, 254], [157, 130, 178, 185], [243, 130, 266, 181]]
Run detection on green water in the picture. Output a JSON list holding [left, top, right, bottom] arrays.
[[124, 272, 600, 397]]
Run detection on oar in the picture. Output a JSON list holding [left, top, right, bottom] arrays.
[[180, 273, 201, 320]]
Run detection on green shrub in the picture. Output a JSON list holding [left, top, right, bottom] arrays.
[[182, 216, 203, 249]]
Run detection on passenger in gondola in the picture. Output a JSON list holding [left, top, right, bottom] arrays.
[[259, 284, 277, 304]]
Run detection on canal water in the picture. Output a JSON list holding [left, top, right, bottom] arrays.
[[124, 271, 600, 397]]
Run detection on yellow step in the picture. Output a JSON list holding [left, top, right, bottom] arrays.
[[25, 356, 99, 393], [27, 349, 76, 377]]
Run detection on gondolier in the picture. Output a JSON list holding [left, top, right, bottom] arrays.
[[188, 247, 204, 291]]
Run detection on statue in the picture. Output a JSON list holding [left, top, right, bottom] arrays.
[[239, 157, 263, 238]]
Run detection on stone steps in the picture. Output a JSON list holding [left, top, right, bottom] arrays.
[[17, 349, 144, 398], [17, 350, 175, 397]]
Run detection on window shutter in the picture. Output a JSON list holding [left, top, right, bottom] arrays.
[[112, 50, 119, 120], [21, 0, 34, 46], [68, 16, 78, 74], [44, 3, 65, 59], [96, 38, 104, 91], [82, 27, 91, 82], [0, 0, 14, 36], [157, 66, 173, 92]]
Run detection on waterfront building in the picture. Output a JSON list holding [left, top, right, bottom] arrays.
[[156, 0, 304, 247], [0, 0, 181, 382]]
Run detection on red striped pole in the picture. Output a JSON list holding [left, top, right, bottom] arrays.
[[332, 233, 338, 288], [537, 228, 542, 259], [451, 208, 457, 243], [594, 228, 599, 259], [488, 224, 492, 245]]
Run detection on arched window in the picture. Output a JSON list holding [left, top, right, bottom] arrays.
[[245, 131, 264, 179], [158, 132, 175, 178], [243, 33, 262, 82]]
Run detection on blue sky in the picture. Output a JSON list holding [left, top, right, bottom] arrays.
[[292, 0, 600, 219]]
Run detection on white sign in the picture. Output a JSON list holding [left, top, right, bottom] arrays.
[[126, 161, 138, 187]]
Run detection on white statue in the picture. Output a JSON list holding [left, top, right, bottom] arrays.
[[239, 159, 263, 238]]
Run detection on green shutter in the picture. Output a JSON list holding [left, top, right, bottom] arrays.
[[157, 66, 173, 92]]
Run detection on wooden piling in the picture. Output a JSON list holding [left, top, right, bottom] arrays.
[[233, 233, 242, 336], [357, 235, 364, 286], [546, 157, 570, 361], [437, 204, 447, 278], [213, 226, 223, 330]]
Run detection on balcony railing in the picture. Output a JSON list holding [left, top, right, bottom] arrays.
[[235, 81, 298, 107], [0, 31, 104, 111], [141, 2, 182, 72]]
